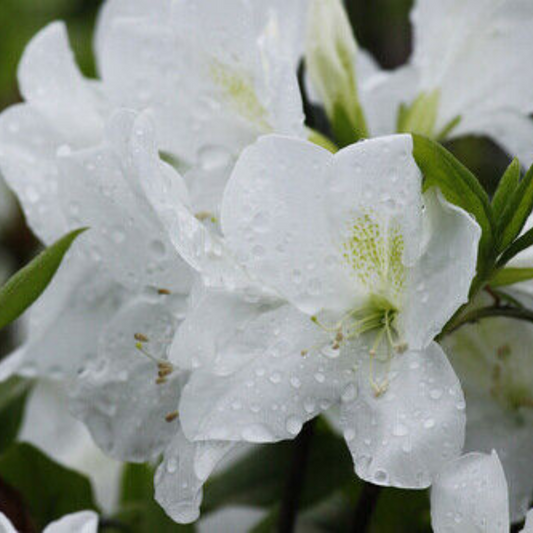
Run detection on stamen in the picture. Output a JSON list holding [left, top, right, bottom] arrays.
[[156, 377, 167, 385], [165, 411, 179, 423], [134, 333, 149, 342], [158, 288, 172, 295]]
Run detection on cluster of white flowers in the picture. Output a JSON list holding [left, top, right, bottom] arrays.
[[1, 0, 533, 530]]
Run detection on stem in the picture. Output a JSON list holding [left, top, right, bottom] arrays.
[[445, 305, 533, 336], [277, 419, 316, 533], [352, 482, 382, 532]]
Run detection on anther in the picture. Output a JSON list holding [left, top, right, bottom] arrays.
[[134, 333, 149, 343], [395, 342, 408, 354], [165, 411, 179, 423], [158, 362, 174, 375], [156, 377, 167, 385], [158, 288, 172, 295], [301, 349, 309, 357]]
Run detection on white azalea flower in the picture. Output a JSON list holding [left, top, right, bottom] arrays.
[[431, 452, 533, 532], [143, 132, 481, 488], [309, 0, 533, 164], [96, 0, 305, 215], [0, 0, 305, 520], [443, 311, 533, 521], [0, 511, 97, 533]]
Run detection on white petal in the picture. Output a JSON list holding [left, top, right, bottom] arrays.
[[18, 22, 102, 145], [99, 0, 303, 163], [222, 134, 423, 314], [444, 314, 533, 521], [19, 381, 122, 514], [0, 104, 69, 243], [0, 514, 16, 533], [455, 110, 533, 168], [2, 253, 124, 381], [132, 113, 252, 291], [340, 343, 465, 488], [155, 428, 236, 524], [179, 304, 352, 442], [252, 0, 308, 66], [198, 507, 265, 533], [464, 400, 533, 523], [170, 286, 279, 375], [401, 189, 480, 351], [412, 0, 533, 129], [57, 111, 192, 293], [71, 295, 185, 462], [360, 65, 420, 136], [44, 511, 98, 533], [222, 135, 351, 314], [522, 510, 533, 533], [431, 452, 509, 533], [94, 0, 171, 70]]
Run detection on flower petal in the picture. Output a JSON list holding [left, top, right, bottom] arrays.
[[401, 189, 480, 351], [0, 104, 69, 243], [431, 452, 509, 533], [0, 253, 124, 382], [170, 285, 279, 375], [0, 514, 17, 533], [57, 111, 192, 293], [131, 113, 252, 291], [155, 428, 236, 524], [340, 342, 465, 488], [44, 511, 98, 533], [464, 399, 533, 522], [222, 134, 423, 314], [18, 22, 102, 145], [99, 0, 303, 163], [94, 0, 171, 70], [222, 135, 351, 314], [179, 304, 352, 442], [412, 0, 533, 129], [19, 381, 122, 513], [71, 295, 185, 462]]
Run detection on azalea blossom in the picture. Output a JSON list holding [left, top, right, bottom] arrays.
[[0, 511, 97, 533], [443, 304, 533, 521], [307, 0, 533, 164], [431, 452, 533, 532], [0, 0, 307, 522], [140, 130, 481, 488]]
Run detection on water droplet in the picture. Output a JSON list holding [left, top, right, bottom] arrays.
[[424, 418, 435, 429], [286, 416, 302, 435], [166, 458, 178, 474]]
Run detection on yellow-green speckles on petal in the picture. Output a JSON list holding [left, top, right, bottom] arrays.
[[210, 59, 272, 132], [342, 213, 405, 301]]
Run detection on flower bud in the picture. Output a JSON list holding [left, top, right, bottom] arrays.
[[305, 0, 368, 146]]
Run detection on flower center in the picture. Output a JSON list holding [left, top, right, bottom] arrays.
[[310, 295, 407, 397]]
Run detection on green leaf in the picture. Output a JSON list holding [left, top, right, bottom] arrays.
[[498, 163, 533, 252], [370, 488, 431, 532], [117, 463, 194, 532], [497, 227, 533, 267], [492, 159, 521, 220], [0, 377, 32, 453], [203, 426, 355, 513], [490, 267, 533, 287], [0, 228, 87, 330], [0, 443, 97, 529], [412, 134, 495, 270]]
